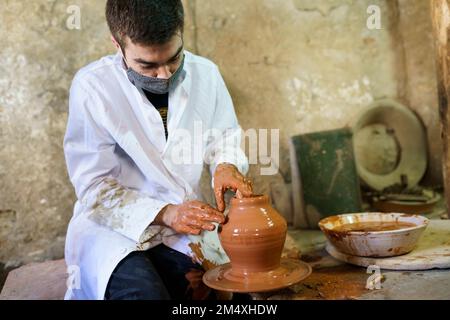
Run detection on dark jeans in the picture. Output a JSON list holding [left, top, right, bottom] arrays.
[[105, 244, 205, 300]]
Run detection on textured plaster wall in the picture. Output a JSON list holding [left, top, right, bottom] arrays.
[[0, 0, 441, 272], [0, 0, 111, 270], [397, 0, 441, 186], [188, 0, 398, 188]]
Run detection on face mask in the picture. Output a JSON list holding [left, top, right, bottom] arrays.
[[122, 51, 185, 94]]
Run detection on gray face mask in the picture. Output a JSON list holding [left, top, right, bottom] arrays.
[[123, 53, 185, 94]]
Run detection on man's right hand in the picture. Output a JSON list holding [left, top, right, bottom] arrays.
[[153, 200, 225, 235]]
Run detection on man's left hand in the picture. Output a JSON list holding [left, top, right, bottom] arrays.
[[213, 163, 253, 212]]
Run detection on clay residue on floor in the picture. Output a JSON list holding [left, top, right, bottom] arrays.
[[266, 265, 371, 300], [300, 253, 323, 263]]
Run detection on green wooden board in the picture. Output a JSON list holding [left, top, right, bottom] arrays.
[[290, 128, 362, 229]]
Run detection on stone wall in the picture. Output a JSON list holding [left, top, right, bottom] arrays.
[[397, 0, 441, 185], [0, 0, 112, 270], [0, 0, 441, 275]]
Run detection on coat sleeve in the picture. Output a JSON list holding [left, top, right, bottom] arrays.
[[63, 78, 168, 245], [205, 66, 250, 183]]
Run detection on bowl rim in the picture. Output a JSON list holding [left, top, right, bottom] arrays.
[[318, 212, 430, 235]]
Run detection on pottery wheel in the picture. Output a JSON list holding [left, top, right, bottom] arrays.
[[326, 220, 450, 270], [202, 258, 312, 293]]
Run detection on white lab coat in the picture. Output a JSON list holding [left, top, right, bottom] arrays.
[[63, 50, 249, 300]]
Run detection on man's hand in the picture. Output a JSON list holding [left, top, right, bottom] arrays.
[[153, 200, 225, 235], [213, 163, 253, 212]]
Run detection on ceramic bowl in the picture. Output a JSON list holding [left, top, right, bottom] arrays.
[[372, 193, 440, 215], [318, 212, 429, 257]]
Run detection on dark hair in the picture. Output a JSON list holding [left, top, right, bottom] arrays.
[[106, 0, 184, 48]]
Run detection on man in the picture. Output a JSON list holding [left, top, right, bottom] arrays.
[[63, 0, 252, 300]]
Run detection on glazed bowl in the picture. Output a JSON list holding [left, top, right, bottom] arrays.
[[318, 212, 429, 257]]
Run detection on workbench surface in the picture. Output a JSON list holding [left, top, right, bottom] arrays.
[[251, 219, 450, 300]]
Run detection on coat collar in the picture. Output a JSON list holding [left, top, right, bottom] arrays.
[[112, 51, 194, 198]]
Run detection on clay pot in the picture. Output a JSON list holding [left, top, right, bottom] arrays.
[[218, 195, 287, 275], [203, 194, 312, 292]]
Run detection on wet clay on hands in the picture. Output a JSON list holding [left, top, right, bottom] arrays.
[[213, 163, 253, 212], [161, 200, 225, 235]]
